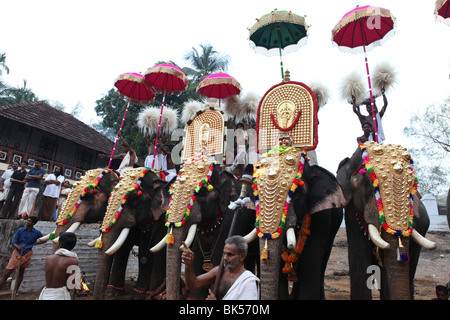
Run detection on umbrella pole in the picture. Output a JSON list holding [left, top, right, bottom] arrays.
[[277, 26, 284, 80], [151, 91, 166, 169], [363, 46, 378, 143], [108, 98, 131, 168]]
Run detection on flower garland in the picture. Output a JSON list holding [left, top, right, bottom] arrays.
[[253, 151, 306, 261], [359, 143, 417, 237], [164, 161, 217, 244], [49, 169, 115, 240], [281, 213, 311, 277]]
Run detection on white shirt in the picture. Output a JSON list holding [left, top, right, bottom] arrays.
[[43, 174, 65, 198]]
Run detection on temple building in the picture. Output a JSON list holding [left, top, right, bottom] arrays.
[[0, 101, 118, 179]]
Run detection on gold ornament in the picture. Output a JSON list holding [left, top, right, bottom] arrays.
[[364, 142, 415, 231]]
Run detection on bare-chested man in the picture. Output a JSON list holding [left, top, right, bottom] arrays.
[[38, 232, 78, 300], [181, 235, 259, 300]]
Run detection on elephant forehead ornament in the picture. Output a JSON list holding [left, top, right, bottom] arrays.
[[360, 142, 418, 260], [93, 168, 154, 248], [165, 104, 224, 244], [253, 75, 318, 261]]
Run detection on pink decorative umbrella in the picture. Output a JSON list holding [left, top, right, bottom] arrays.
[[435, 0, 450, 25], [108, 72, 155, 168], [144, 63, 188, 169], [332, 5, 396, 142], [196, 70, 242, 108]]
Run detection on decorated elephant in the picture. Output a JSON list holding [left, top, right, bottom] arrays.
[[336, 142, 436, 300], [38, 168, 120, 246], [88, 167, 170, 300], [249, 148, 346, 300], [150, 157, 257, 300]]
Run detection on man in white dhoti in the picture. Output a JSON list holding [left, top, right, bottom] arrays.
[[38, 232, 79, 300], [182, 235, 259, 300]]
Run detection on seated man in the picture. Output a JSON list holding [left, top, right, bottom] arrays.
[[356, 121, 374, 144], [38, 232, 78, 300], [181, 235, 259, 300]]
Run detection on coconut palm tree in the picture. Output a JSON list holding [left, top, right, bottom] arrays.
[[0, 53, 10, 76], [183, 44, 230, 83]]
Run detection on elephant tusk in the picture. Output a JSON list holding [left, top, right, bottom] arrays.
[[411, 229, 437, 250], [180, 224, 197, 251], [149, 236, 167, 253], [105, 228, 130, 255], [286, 228, 296, 251], [243, 228, 257, 244], [52, 222, 81, 244], [38, 234, 50, 243], [368, 224, 390, 249], [87, 237, 99, 247]]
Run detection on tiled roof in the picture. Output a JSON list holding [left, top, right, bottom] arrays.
[[0, 101, 116, 154]]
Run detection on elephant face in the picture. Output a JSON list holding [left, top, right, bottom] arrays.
[[254, 149, 346, 299], [91, 168, 169, 299], [163, 161, 241, 300], [39, 169, 120, 244], [337, 143, 436, 299]]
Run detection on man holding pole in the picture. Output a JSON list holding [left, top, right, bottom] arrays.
[[181, 235, 259, 300]]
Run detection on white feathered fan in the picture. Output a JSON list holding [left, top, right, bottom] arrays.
[[137, 106, 178, 137], [339, 71, 366, 105], [372, 62, 398, 95]]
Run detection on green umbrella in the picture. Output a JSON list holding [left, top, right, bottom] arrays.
[[249, 9, 309, 80]]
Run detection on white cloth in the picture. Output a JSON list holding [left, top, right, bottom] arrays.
[[145, 154, 167, 171], [228, 197, 251, 210], [55, 248, 78, 259], [118, 152, 138, 175], [0, 169, 14, 201], [18, 187, 40, 218], [165, 168, 177, 182], [43, 174, 65, 198], [38, 286, 71, 300], [223, 270, 260, 300]]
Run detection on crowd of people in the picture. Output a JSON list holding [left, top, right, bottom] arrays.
[[0, 159, 71, 221]]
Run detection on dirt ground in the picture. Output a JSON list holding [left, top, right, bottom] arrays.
[[3, 229, 449, 301]]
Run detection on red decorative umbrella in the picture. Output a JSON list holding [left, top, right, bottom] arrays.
[[144, 63, 188, 169], [435, 0, 450, 25], [332, 5, 396, 142], [108, 72, 155, 168], [196, 70, 241, 108]]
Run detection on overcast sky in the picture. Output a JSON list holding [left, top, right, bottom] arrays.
[[1, 0, 449, 174]]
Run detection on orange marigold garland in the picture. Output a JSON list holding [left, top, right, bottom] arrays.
[[281, 213, 311, 279]]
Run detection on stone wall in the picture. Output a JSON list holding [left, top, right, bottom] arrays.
[[0, 220, 138, 293]]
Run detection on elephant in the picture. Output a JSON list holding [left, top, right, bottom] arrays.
[[336, 143, 437, 300], [151, 161, 257, 300], [38, 168, 120, 247], [248, 149, 346, 300], [88, 167, 171, 300]]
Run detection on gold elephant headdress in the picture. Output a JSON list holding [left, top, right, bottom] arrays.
[[164, 104, 224, 244], [182, 104, 226, 161], [48, 168, 118, 240], [256, 76, 318, 152], [252, 74, 319, 263]]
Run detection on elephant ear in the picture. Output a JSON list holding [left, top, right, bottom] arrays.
[[212, 167, 238, 213], [303, 163, 347, 214]]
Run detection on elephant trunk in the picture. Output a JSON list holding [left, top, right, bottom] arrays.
[[93, 251, 113, 300], [380, 232, 411, 300], [166, 226, 185, 300], [259, 237, 281, 300]]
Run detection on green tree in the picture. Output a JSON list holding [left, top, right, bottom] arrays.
[[404, 95, 450, 201], [0, 53, 10, 76], [7, 79, 39, 104], [183, 44, 230, 82]]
